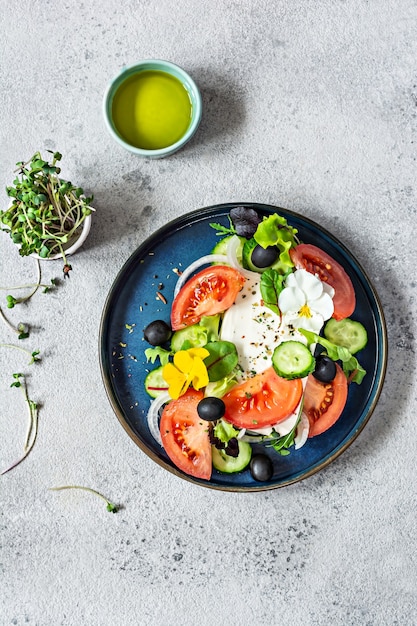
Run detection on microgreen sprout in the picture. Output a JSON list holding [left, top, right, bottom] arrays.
[[3, 278, 57, 307], [0, 344, 40, 364], [0, 150, 95, 274], [1, 373, 39, 475], [49, 485, 120, 513], [0, 307, 29, 339], [0, 259, 59, 339]]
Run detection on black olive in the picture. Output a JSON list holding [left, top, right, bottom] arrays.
[[143, 320, 172, 346], [197, 397, 226, 421], [250, 454, 273, 482], [251, 244, 279, 268], [313, 354, 337, 383]]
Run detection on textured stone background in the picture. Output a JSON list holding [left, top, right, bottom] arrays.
[[1, 1, 416, 625]]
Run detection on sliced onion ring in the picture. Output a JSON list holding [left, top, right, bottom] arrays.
[[173, 254, 228, 298], [226, 235, 258, 279], [147, 391, 171, 446], [294, 411, 310, 449]]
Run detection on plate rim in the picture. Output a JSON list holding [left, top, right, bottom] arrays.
[[99, 202, 388, 492]]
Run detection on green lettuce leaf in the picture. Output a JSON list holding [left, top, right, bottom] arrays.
[[204, 371, 239, 398], [253, 213, 299, 274], [299, 329, 366, 384], [144, 346, 171, 366], [213, 419, 239, 443], [200, 315, 220, 342], [170, 315, 221, 352]]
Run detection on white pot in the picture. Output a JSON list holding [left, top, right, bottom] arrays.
[[30, 214, 92, 261]]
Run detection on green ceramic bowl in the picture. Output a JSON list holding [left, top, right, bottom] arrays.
[[103, 60, 202, 158]]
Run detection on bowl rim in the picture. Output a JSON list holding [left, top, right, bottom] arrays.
[[102, 59, 202, 158]]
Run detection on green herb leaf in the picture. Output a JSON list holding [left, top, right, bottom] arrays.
[[209, 217, 236, 237], [203, 341, 239, 382], [266, 422, 298, 456], [260, 269, 287, 316]]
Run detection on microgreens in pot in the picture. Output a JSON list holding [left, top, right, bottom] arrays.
[[0, 151, 94, 276]]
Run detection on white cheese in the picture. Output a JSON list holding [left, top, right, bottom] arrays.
[[220, 273, 307, 379]]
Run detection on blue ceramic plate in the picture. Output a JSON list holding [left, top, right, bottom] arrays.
[[99, 203, 387, 491]]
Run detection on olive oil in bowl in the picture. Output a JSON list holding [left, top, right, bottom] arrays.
[[112, 70, 193, 151], [104, 60, 202, 157]]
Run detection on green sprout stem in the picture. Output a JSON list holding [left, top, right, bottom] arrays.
[[0, 344, 40, 364], [1, 374, 39, 475], [0, 260, 56, 335], [0, 283, 52, 291], [0, 259, 42, 305], [49, 486, 119, 513], [0, 307, 25, 336]]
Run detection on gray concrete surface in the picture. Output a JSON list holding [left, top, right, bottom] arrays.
[[1, 1, 416, 625]]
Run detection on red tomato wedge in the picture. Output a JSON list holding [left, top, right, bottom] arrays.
[[290, 244, 355, 320], [171, 265, 245, 330], [303, 363, 348, 437], [222, 368, 303, 429], [160, 390, 212, 480]]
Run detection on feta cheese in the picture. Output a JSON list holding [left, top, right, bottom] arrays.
[[220, 273, 307, 379]]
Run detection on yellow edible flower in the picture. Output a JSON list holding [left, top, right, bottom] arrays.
[[162, 347, 210, 399]]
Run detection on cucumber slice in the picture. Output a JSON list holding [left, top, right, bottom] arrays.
[[242, 238, 263, 272], [272, 341, 315, 379], [212, 440, 252, 474], [211, 235, 244, 262], [324, 318, 368, 354], [145, 366, 168, 398]]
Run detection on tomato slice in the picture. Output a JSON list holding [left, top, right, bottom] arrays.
[[290, 244, 355, 321], [171, 265, 245, 330], [303, 362, 348, 437], [160, 390, 212, 480], [222, 368, 303, 429]]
